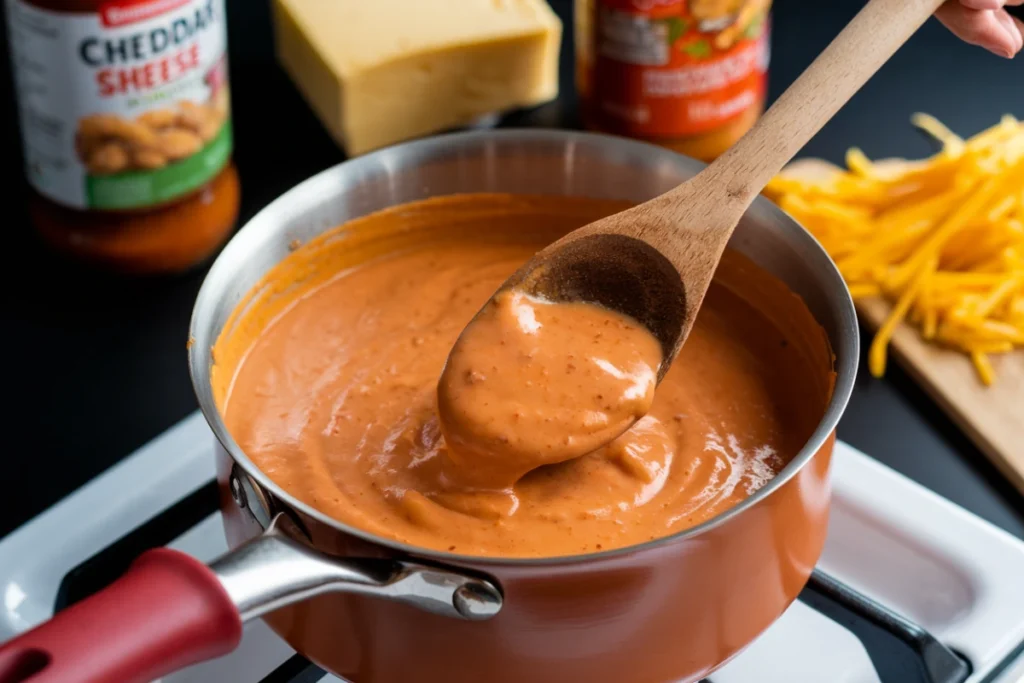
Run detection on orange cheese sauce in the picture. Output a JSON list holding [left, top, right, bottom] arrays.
[[438, 290, 663, 490], [215, 194, 830, 558]]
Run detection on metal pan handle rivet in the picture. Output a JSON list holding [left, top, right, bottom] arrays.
[[453, 581, 502, 620]]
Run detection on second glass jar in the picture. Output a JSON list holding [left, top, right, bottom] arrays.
[[576, 0, 772, 162]]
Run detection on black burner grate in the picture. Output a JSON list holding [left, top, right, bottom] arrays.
[[261, 654, 326, 683], [55, 481, 219, 611], [54, 477, 973, 683], [799, 571, 969, 683]]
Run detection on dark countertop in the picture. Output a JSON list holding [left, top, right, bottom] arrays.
[[2, 0, 1023, 541]]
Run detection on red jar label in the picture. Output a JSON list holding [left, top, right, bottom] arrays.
[[590, 0, 770, 138]]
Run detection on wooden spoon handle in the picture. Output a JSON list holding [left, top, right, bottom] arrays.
[[690, 0, 944, 211]]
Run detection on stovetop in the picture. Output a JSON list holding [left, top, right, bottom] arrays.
[[2, 412, 1023, 683]]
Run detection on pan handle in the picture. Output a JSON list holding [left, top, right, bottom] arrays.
[[0, 549, 241, 683], [0, 515, 502, 683], [210, 514, 503, 622]]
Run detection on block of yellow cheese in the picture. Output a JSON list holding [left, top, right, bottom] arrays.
[[272, 0, 562, 155]]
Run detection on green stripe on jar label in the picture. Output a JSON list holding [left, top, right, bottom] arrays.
[[86, 119, 233, 210]]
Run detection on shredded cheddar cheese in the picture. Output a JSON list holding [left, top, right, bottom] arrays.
[[766, 114, 1024, 386]]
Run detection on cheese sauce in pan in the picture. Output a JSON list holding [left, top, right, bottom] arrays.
[[215, 194, 832, 558]]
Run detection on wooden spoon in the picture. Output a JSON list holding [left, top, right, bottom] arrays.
[[489, 0, 944, 373]]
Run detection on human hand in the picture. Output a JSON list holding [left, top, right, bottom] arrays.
[[935, 0, 1024, 58]]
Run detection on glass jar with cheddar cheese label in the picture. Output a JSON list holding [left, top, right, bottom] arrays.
[[6, 0, 239, 273], [576, 0, 771, 162]]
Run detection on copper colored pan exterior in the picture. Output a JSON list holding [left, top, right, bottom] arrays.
[[218, 436, 834, 683], [190, 131, 859, 683]]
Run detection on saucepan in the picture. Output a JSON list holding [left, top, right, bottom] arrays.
[[0, 131, 858, 683]]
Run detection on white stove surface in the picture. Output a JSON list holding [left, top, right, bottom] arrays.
[[2, 411, 1024, 683]]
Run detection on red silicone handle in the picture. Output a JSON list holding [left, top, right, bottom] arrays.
[[0, 548, 242, 683]]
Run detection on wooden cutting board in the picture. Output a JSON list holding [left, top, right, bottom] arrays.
[[856, 298, 1024, 490], [782, 159, 1024, 492]]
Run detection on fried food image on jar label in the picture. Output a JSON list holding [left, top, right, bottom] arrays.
[[78, 113, 159, 150], [157, 128, 204, 161], [74, 98, 228, 176], [137, 108, 179, 130], [689, 0, 769, 49], [690, 0, 745, 24], [132, 148, 169, 170], [85, 142, 130, 175], [177, 100, 225, 143]]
